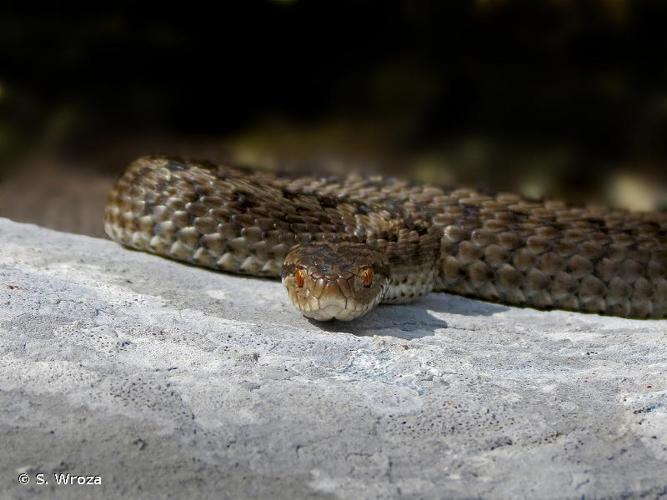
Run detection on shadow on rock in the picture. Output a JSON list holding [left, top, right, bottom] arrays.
[[309, 292, 510, 339]]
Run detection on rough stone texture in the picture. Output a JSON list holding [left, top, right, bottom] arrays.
[[1, 217, 666, 499]]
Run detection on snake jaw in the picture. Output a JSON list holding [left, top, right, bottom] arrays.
[[281, 242, 390, 321]]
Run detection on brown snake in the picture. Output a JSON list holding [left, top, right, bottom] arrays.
[[104, 155, 667, 321]]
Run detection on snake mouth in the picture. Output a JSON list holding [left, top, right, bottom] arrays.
[[282, 274, 385, 321]]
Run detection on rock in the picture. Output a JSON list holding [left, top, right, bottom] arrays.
[[1, 217, 666, 499]]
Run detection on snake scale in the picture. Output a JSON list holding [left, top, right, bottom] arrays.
[[104, 155, 667, 321]]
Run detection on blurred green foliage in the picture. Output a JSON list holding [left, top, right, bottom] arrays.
[[1, 0, 667, 200]]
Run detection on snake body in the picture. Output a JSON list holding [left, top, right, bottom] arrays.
[[104, 155, 667, 320]]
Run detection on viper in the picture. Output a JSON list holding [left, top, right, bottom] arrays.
[[104, 155, 667, 321]]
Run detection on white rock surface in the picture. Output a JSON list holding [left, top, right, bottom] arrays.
[[1, 217, 666, 499]]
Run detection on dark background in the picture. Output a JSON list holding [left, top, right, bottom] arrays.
[[1, 1, 666, 236]]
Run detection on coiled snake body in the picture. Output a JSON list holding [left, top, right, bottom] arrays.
[[105, 155, 667, 320]]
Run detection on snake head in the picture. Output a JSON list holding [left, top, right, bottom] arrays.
[[281, 242, 390, 321]]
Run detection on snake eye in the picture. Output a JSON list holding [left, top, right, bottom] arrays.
[[361, 267, 374, 288], [294, 269, 306, 288]]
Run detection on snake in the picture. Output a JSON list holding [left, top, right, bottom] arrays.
[[104, 155, 667, 321]]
